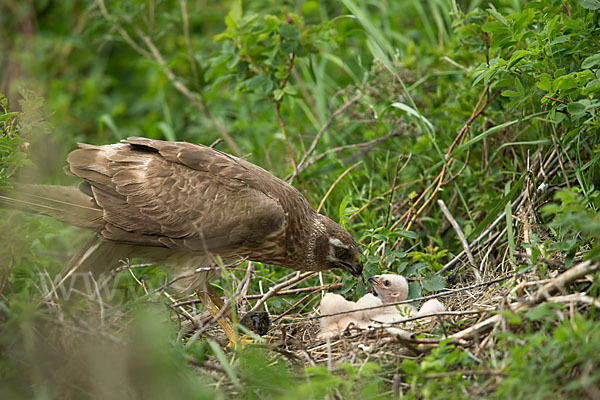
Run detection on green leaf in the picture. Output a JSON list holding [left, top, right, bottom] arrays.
[[501, 90, 519, 97], [493, 77, 515, 89], [554, 77, 578, 92], [396, 261, 408, 274], [400, 359, 419, 374], [550, 35, 570, 45], [281, 39, 299, 54], [422, 273, 447, 291], [98, 114, 119, 138], [567, 101, 588, 118], [481, 21, 507, 34], [582, 54, 600, 69], [390, 102, 435, 132], [245, 75, 271, 91], [395, 230, 418, 239], [508, 50, 533, 68], [273, 88, 285, 101], [277, 23, 299, 40], [536, 74, 552, 91], [207, 341, 241, 389], [340, 273, 355, 294], [582, 79, 600, 95], [408, 281, 422, 300], [526, 303, 564, 321], [486, 8, 509, 25], [283, 86, 297, 95], [225, 0, 242, 28], [0, 112, 18, 121], [579, 0, 600, 10]]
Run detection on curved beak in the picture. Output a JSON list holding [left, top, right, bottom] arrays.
[[342, 261, 363, 277], [367, 275, 382, 289]]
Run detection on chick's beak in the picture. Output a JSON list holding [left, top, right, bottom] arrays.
[[368, 275, 385, 291]]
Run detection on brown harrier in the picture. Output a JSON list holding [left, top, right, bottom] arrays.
[[2, 137, 363, 341]]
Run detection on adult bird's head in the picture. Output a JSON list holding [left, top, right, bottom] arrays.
[[312, 215, 363, 277]]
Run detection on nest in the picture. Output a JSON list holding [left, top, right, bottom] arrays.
[[183, 255, 597, 384]]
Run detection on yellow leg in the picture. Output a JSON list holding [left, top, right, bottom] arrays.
[[206, 285, 233, 319], [199, 285, 237, 344]]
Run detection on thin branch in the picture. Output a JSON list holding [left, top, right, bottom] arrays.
[[317, 161, 363, 213], [178, 0, 201, 90], [544, 95, 568, 105], [0, 256, 15, 296], [385, 154, 409, 227], [438, 192, 524, 274], [380, 310, 484, 326], [300, 130, 402, 172], [417, 260, 599, 349], [96, 0, 240, 154], [289, 92, 363, 183], [438, 199, 482, 282], [273, 287, 322, 322], [348, 176, 431, 221], [142, 257, 248, 298], [275, 53, 298, 175], [439, 139, 569, 274], [250, 271, 316, 312], [390, 87, 501, 243], [422, 370, 506, 379], [97, 0, 151, 58], [170, 282, 342, 307], [245, 282, 341, 299], [547, 293, 600, 308]]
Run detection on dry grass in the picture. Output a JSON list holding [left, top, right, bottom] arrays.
[[165, 254, 597, 387]]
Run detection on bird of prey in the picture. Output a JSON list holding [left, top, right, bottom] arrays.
[[1, 137, 363, 342]]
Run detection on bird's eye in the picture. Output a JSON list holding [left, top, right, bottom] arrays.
[[336, 248, 348, 259], [383, 280, 391, 287]]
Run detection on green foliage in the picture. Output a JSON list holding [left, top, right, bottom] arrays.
[[401, 340, 477, 399], [212, 1, 332, 102], [300, 362, 383, 399], [498, 309, 600, 399], [1, 0, 600, 397], [542, 187, 600, 258], [0, 92, 44, 190]]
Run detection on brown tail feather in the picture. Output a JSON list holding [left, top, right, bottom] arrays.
[[1, 185, 135, 297], [55, 234, 135, 294], [0, 184, 103, 230]]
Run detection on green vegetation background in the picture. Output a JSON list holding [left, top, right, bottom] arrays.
[[1, 0, 599, 398]]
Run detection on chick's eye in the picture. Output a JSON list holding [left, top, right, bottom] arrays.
[[383, 280, 391, 287]]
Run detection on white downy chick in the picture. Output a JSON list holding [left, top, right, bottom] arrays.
[[360, 274, 415, 331], [318, 293, 360, 339], [355, 293, 382, 320], [369, 274, 446, 320], [355, 293, 383, 329], [369, 274, 416, 317], [417, 299, 446, 316]]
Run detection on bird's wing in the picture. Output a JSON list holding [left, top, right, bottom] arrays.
[[66, 139, 286, 253]]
